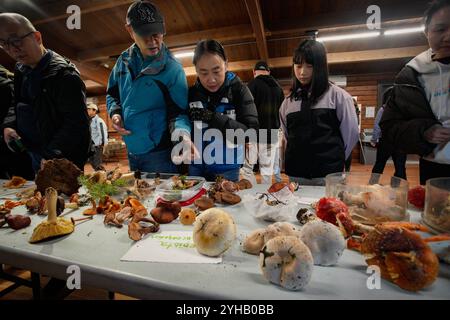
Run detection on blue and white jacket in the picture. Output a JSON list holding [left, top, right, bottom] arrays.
[[188, 72, 259, 171]]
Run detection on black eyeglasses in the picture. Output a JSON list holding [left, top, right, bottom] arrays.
[[0, 31, 35, 51]]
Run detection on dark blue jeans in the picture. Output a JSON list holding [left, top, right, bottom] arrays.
[[128, 148, 177, 174]]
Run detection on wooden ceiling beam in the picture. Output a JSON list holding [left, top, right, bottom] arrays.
[[244, 0, 269, 61], [78, 24, 255, 62], [33, 0, 134, 26], [269, 0, 426, 37], [183, 45, 428, 76]]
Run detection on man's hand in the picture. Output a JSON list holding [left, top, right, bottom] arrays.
[[3, 128, 20, 144], [111, 114, 131, 136], [370, 141, 377, 148], [424, 124, 450, 144]]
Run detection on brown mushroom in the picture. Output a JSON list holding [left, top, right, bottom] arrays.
[[5, 214, 31, 230], [128, 216, 159, 241], [194, 197, 215, 211], [150, 201, 181, 224], [236, 179, 253, 190]]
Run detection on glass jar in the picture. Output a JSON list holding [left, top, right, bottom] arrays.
[[423, 178, 450, 233], [325, 172, 409, 225]]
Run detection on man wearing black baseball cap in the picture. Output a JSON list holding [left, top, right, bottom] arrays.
[[240, 60, 285, 184], [107, 1, 191, 173]]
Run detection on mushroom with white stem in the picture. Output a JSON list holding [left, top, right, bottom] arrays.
[[29, 187, 74, 243], [260, 236, 313, 291]]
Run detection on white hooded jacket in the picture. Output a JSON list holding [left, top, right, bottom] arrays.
[[408, 49, 450, 164]]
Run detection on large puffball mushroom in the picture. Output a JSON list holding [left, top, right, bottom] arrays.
[[193, 208, 236, 257], [243, 228, 266, 255], [299, 219, 346, 266], [263, 222, 300, 243], [260, 236, 313, 291]]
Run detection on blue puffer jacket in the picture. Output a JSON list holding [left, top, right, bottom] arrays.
[[106, 43, 191, 155]]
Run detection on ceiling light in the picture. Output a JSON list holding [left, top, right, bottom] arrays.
[[384, 25, 425, 36], [174, 51, 194, 59], [317, 31, 381, 42]]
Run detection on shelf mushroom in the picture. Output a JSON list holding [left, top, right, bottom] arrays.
[[29, 187, 74, 243]]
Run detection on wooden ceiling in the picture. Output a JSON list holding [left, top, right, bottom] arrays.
[[0, 0, 429, 92]]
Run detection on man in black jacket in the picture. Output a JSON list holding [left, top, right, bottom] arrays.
[[0, 13, 90, 173], [241, 61, 285, 184], [0, 64, 34, 179]]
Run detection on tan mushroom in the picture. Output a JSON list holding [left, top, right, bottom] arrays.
[[29, 187, 74, 243], [242, 228, 266, 255]]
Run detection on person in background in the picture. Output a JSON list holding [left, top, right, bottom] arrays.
[[279, 40, 359, 186], [86, 103, 108, 171], [370, 88, 407, 182], [0, 13, 90, 173], [187, 39, 259, 182], [240, 61, 285, 184], [106, 1, 191, 173], [380, 0, 450, 184], [344, 98, 360, 172], [0, 64, 34, 179]]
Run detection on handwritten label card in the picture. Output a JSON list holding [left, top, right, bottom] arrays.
[[121, 231, 222, 264]]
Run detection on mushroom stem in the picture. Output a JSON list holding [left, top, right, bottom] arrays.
[[71, 216, 94, 225], [45, 187, 58, 224]]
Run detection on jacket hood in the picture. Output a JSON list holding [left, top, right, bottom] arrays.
[[408, 49, 441, 74]]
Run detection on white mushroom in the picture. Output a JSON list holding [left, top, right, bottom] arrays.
[[259, 236, 313, 291], [298, 219, 346, 266], [193, 208, 236, 257], [243, 228, 266, 255]]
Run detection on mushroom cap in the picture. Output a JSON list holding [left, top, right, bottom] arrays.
[[193, 208, 236, 257], [299, 220, 346, 266], [243, 228, 266, 255], [259, 236, 313, 291], [29, 217, 74, 243], [263, 222, 300, 243]]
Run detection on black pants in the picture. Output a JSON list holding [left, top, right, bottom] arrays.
[[371, 141, 407, 180], [87, 145, 104, 171], [419, 158, 450, 185]]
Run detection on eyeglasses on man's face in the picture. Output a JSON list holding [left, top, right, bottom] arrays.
[[0, 31, 35, 51]]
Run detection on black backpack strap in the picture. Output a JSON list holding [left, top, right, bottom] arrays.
[[153, 79, 187, 121], [153, 79, 187, 151]]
